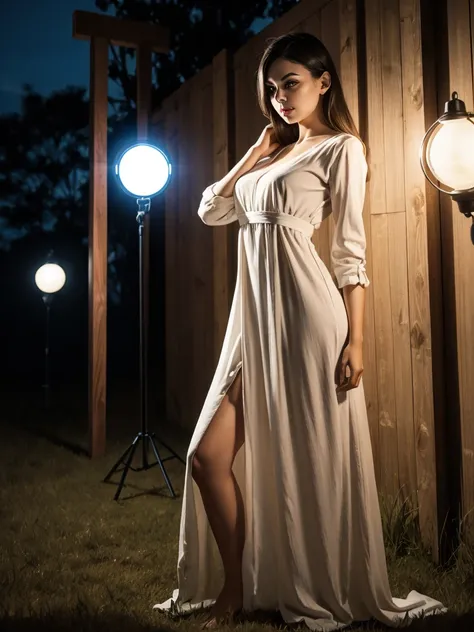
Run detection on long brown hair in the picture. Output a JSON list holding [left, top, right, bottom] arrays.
[[256, 32, 366, 156]]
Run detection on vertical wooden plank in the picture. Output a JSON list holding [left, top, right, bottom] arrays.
[[400, 0, 440, 556], [321, 0, 340, 75], [418, 0, 453, 563], [213, 50, 232, 367], [339, 0, 359, 125], [471, 0, 474, 91], [164, 95, 180, 424], [383, 0, 417, 525], [370, 214, 399, 498], [190, 75, 202, 424], [365, 0, 388, 490], [381, 0, 406, 215], [387, 212, 417, 509], [178, 82, 193, 425], [189, 71, 214, 427], [295, 7, 320, 35], [339, 0, 380, 484], [88, 36, 108, 458], [201, 70, 217, 414], [365, 0, 387, 220], [446, 0, 474, 543]]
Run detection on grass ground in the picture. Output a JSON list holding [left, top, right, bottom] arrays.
[[1, 382, 473, 631]]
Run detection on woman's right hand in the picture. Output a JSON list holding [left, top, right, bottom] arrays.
[[251, 124, 281, 159]]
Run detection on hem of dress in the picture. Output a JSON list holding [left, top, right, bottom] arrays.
[[153, 591, 447, 631]]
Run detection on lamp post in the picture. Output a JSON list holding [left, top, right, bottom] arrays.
[[34, 257, 66, 408], [104, 142, 185, 501], [420, 91, 474, 243]]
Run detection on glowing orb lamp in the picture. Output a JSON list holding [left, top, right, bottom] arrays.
[[420, 92, 474, 244], [35, 263, 66, 294]]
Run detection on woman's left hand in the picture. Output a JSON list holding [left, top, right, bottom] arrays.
[[336, 341, 364, 393]]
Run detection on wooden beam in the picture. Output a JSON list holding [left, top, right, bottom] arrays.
[[73, 10, 169, 53], [88, 37, 109, 458]]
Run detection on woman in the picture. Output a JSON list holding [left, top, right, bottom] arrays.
[[154, 32, 446, 630]]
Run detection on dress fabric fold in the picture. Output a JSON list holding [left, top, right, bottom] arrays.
[[153, 133, 446, 630]]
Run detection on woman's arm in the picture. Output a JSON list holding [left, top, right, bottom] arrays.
[[198, 126, 280, 225], [342, 284, 365, 344], [198, 147, 263, 226], [212, 124, 280, 198], [211, 146, 263, 198]]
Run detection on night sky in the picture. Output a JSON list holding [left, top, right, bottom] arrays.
[[0, 1, 272, 116], [0, 0, 122, 115]]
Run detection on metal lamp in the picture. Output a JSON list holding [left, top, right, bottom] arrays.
[[420, 91, 474, 244], [35, 255, 67, 408]]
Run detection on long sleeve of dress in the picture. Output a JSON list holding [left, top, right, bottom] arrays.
[[197, 183, 238, 226], [329, 137, 370, 289]]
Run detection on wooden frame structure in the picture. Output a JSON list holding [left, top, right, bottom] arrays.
[[72, 10, 169, 457]]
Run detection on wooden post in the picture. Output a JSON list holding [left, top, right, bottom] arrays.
[[73, 11, 169, 456], [88, 36, 109, 458]]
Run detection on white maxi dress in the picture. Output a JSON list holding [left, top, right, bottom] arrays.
[[154, 133, 447, 630]]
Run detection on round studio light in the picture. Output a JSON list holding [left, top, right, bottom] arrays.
[[35, 263, 66, 294], [115, 143, 172, 198]]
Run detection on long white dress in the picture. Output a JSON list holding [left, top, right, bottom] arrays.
[[154, 133, 447, 630]]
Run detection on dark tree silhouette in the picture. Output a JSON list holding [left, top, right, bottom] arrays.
[[95, 0, 300, 114], [0, 85, 89, 247]]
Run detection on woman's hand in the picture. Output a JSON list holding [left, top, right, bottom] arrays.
[[335, 341, 364, 393], [251, 124, 281, 159]]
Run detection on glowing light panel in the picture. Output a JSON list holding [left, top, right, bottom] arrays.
[[115, 144, 171, 197]]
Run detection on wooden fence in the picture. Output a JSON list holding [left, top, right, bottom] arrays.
[[152, 0, 474, 557]]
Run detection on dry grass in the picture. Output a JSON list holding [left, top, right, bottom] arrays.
[[1, 388, 474, 631]]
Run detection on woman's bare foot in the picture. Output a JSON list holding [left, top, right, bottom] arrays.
[[201, 581, 243, 629]]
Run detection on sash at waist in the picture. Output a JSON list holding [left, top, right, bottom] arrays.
[[238, 212, 314, 238]]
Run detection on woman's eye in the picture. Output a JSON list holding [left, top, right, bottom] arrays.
[[267, 81, 297, 95]]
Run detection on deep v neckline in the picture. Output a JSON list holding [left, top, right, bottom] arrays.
[[251, 133, 344, 188]]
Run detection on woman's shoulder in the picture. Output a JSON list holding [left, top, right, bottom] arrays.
[[328, 133, 366, 162], [332, 132, 364, 148]]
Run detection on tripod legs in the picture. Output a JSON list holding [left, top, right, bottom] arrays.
[[104, 432, 185, 501], [104, 204, 185, 502]]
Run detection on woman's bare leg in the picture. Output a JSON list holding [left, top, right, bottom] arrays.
[[191, 368, 245, 623]]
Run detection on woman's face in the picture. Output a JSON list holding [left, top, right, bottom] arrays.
[[265, 58, 330, 125]]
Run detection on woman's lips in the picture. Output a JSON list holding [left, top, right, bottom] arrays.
[[280, 108, 294, 115]]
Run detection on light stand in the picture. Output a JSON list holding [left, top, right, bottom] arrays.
[[104, 196, 185, 501], [42, 294, 53, 409], [35, 257, 66, 409]]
